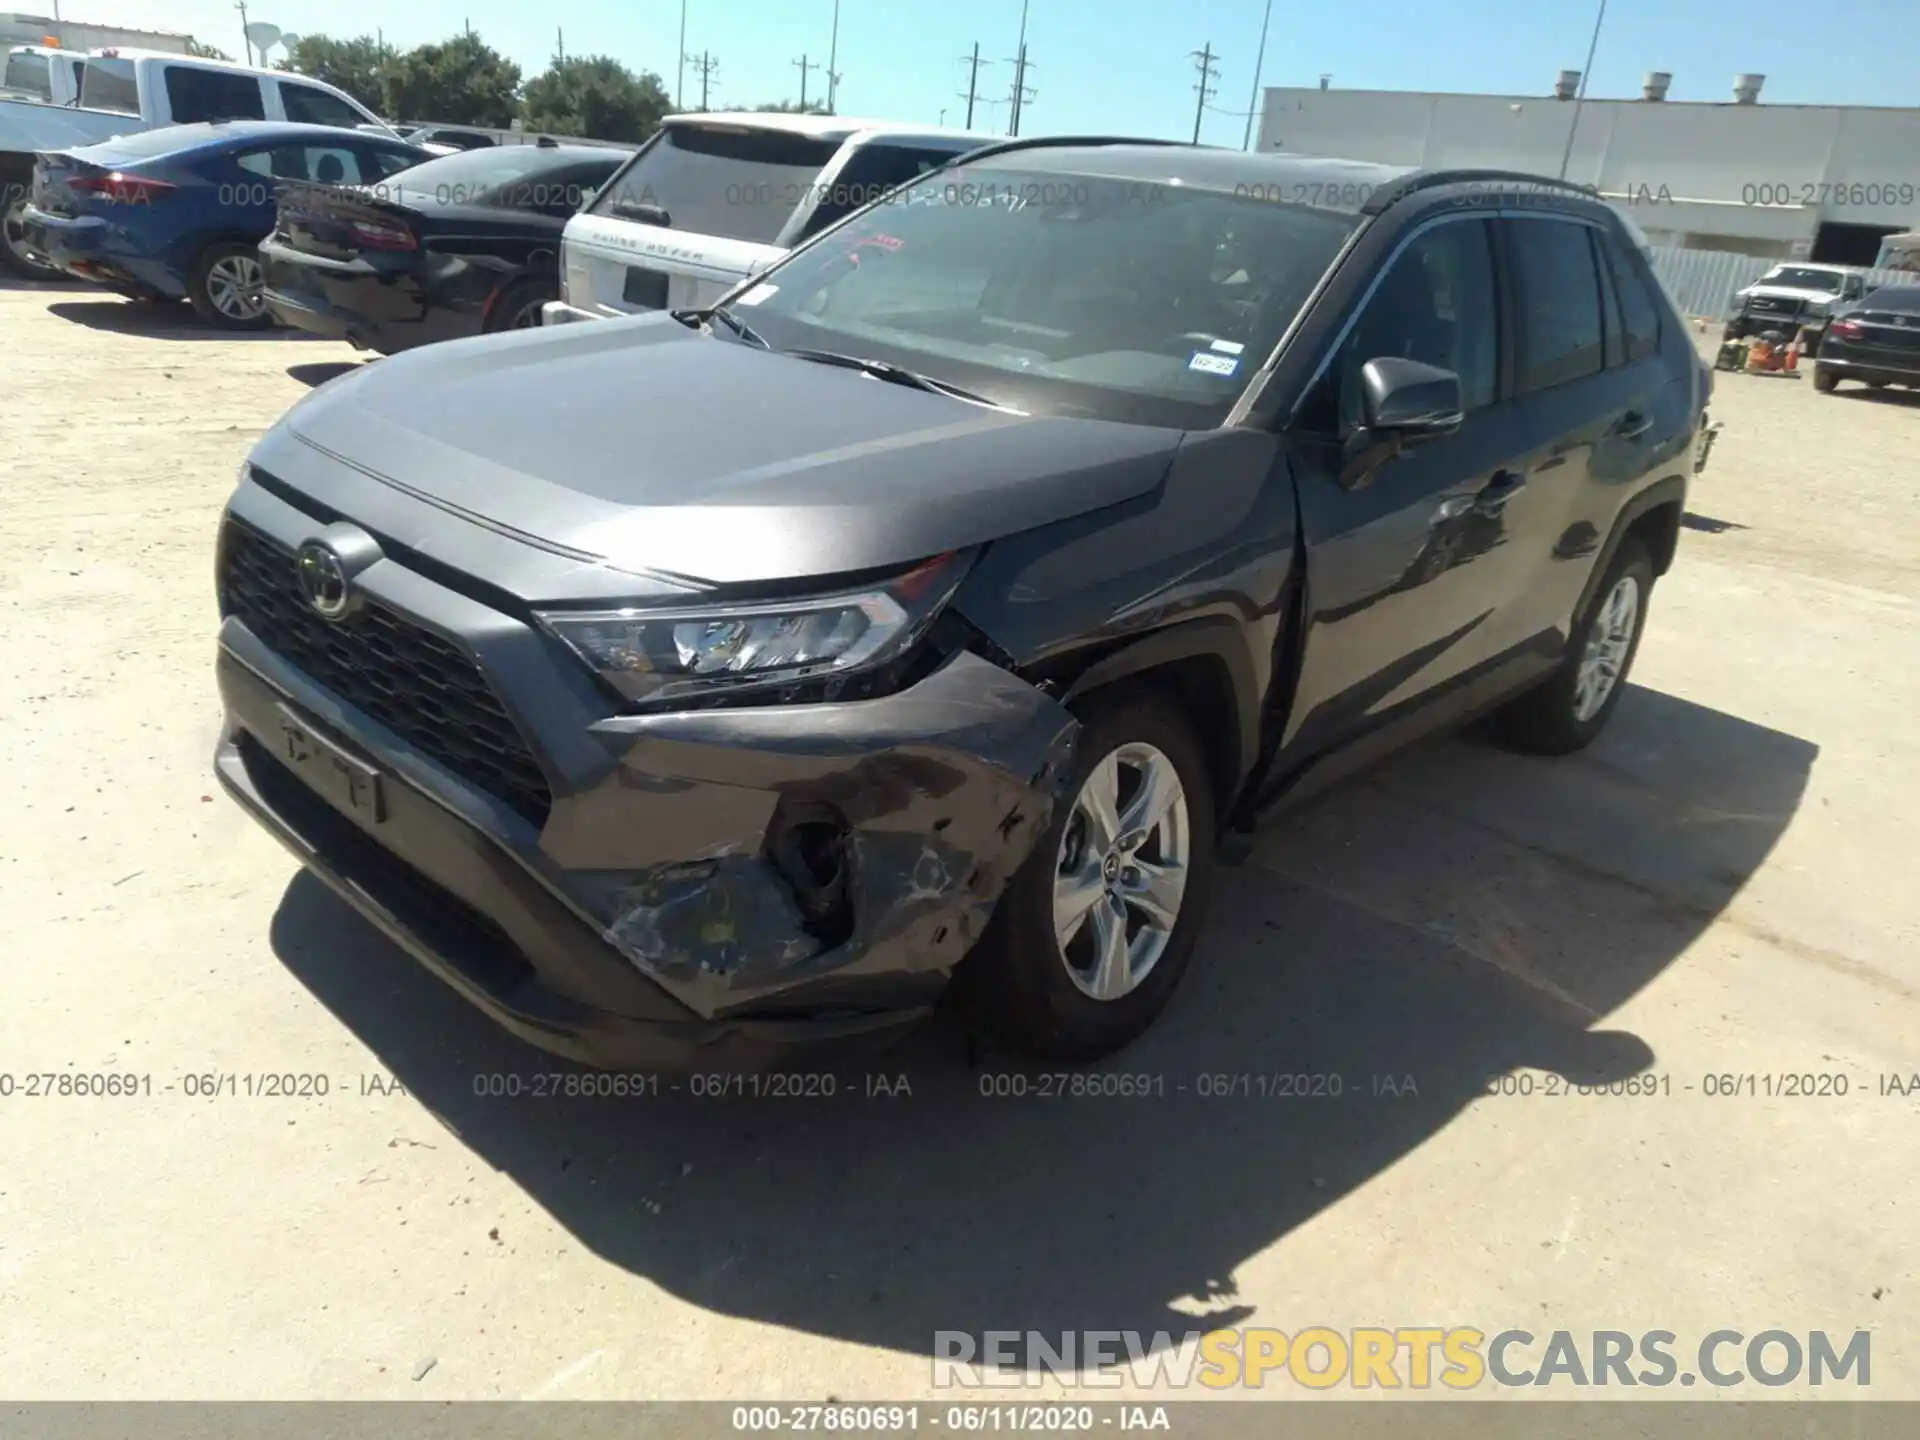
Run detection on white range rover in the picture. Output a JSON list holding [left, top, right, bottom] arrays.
[[544, 111, 999, 324]]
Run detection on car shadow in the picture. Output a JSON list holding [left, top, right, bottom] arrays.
[[287, 361, 367, 387], [268, 681, 1814, 1357], [0, 271, 79, 290], [1681, 511, 1750, 534], [46, 298, 323, 340], [1834, 385, 1920, 407]]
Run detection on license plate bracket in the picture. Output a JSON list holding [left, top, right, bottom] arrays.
[[275, 703, 386, 824]]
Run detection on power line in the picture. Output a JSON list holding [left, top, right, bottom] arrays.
[[686, 50, 719, 111], [1190, 42, 1220, 145], [792, 53, 822, 111]]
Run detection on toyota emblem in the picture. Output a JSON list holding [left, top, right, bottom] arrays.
[[295, 540, 351, 620]]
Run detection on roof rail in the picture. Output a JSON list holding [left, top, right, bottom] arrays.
[[1360, 168, 1602, 216]]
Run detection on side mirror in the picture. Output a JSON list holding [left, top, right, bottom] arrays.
[[613, 199, 671, 227], [1362, 356, 1464, 434], [1338, 357, 1464, 490]]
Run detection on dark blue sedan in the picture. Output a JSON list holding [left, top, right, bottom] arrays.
[[24, 121, 429, 329]]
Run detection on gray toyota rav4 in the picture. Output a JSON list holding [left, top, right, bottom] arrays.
[[215, 139, 1709, 1067]]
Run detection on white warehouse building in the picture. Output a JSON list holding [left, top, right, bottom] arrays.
[[1257, 72, 1920, 267]]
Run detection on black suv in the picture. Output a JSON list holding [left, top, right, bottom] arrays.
[[214, 140, 1709, 1067]]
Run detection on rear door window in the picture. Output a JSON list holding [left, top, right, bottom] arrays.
[[1505, 217, 1606, 394], [1600, 231, 1663, 363], [587, 125, 844, 243], [163, 65, 266, 123], [77, 57, 138, 114], [278, 81, 368, 131]]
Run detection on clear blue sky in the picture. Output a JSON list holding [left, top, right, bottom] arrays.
[[99, 0, 1920, 140]]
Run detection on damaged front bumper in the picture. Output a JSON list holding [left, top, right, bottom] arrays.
[[216, 619, 1077, 1070]]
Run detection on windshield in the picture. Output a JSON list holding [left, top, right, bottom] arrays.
[[77, 56, 137, 114], [730, 163, 1359, 429], [1762, 266, 1845, 291], [586, 123, 844, 243], [5, 50, 51, 99]]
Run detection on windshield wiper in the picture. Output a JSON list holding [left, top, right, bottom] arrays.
[[669, 305, 768, 349], [782, 348, 1011, 409]]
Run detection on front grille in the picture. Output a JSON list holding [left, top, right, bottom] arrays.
[[219, 519, 553, 828], [1749, 296, 1803, 317]]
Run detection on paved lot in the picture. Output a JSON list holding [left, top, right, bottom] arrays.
[[1, 280, 1916, 1401]]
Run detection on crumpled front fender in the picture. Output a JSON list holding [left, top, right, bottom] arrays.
[[577, 651, 1079, 1020]]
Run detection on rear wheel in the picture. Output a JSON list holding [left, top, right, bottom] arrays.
[[1, 183, 67, 281], [954, 689, 1217, 1060], [1813, 366, 1840, 393], [187, 242, 272, 330], [1493, 537, 1653, 756], [483, 278, 556, 334]]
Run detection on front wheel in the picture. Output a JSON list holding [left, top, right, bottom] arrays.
[[1493, 538, 1653, 755], [954, 689, 1218, 1061]]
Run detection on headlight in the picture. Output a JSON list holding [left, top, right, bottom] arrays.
[[1805, 300, 1831, 318], [537, 551, 968, 706]]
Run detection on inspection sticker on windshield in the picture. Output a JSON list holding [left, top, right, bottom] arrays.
[[734, 283, 778, 306], [1209, 339, 1245, 355], [1189, 351, 1240, 376]]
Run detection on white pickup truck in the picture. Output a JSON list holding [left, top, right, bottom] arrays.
[[2, 47, 396, 278]]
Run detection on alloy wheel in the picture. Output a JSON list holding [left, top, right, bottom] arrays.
[[1573, 573, 1640, 722], [1052, 741, 1191, 1001], [205, 254, 266, 321]]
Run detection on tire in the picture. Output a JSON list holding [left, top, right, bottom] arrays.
[[954, 688, 1218, 1061], [1493, 537, 1654, 756], [483, 278, 556, 334], [1, 180, 67, 282], [186, 241, 273, 330], [1812, 366, 1840, 393]]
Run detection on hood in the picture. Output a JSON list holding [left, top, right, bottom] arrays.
[[1739, 283, 1841, 302], [262, 315, 1186, 589]]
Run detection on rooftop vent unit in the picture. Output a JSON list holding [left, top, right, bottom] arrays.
[[1554, 69, 1581, 101], [1643, 71, 1672, 101], [1734, 73, 1765, 104]]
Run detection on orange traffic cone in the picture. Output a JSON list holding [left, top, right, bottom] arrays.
[[1784, 336, 1800, 372]]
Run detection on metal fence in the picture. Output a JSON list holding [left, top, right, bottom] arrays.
[[1646, 245, 1919, 319]]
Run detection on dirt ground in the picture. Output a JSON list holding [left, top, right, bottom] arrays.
[[1, 280, 1916, 1402]]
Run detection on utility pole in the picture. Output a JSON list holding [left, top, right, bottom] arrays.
[[793, 53, 821, 111], [1007, 0, 1033, 136], [687, 50, 719, 111], [1241, 0, 1273, 150], [1190, 42, 1220, 145], [677, 0, 689, 110], [826, 0, 841, 113], [958, 43, 989, 128], [556, 27, 564, 62], [234, 0, 251, 66], [1558, 0, 1609, 180]]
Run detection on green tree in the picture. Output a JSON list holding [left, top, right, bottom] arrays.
[[734, 98, 831, 114], [280, 35, 390, 113], [380, 33, 521, 128], [520, 55, 669, 143], [184, 39, 233, 61]]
